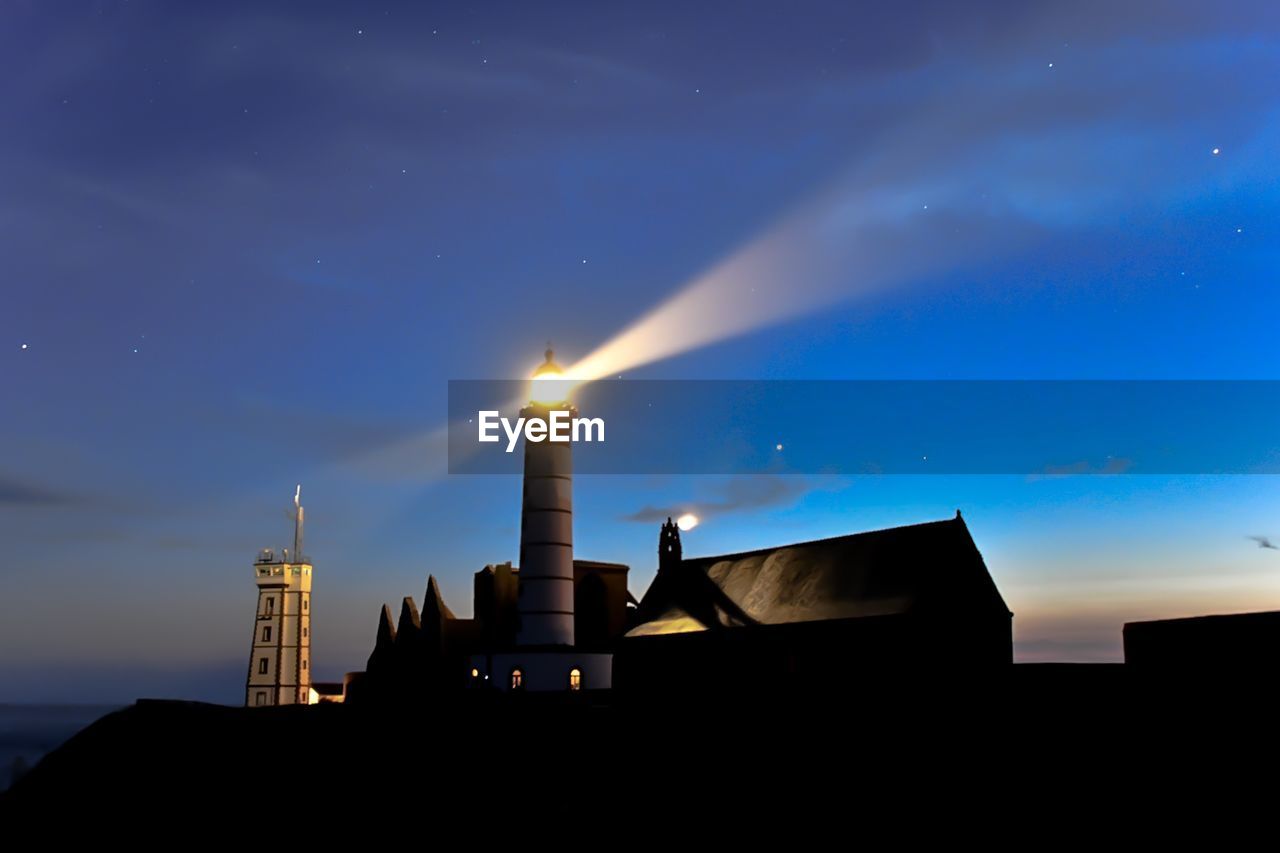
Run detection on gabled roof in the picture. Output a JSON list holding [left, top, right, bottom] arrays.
[[395, 597, 421, 641], [422, 575, 456, 622], [628, 515, 1009, 637]]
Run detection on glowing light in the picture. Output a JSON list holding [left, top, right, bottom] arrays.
[[624, 610, 708, 637], [563, 192, 896, 383], [1212, 147, 1220, 155], [775, 443, 783, 451], [529, 347, 576, 405], [676, 513, 699, 531]]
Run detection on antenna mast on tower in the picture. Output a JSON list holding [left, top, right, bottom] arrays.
[[292, 484, 304, 563]]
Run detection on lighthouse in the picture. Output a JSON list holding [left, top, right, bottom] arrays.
[[468, 347, 615, 691], [517, 347, 576, 647]]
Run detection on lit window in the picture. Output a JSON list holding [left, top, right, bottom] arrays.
[[569, 668, 582, 692], [262, 626, 272, 642], [470, 668, 480, 678], [258, 657, 269, 674], [511, 668, 524, 690]]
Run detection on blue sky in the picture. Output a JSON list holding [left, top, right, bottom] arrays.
[[2, 1, 1279, 702]]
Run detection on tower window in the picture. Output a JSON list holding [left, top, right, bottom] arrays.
[[510, 668, 524, 690], [258, 657, 269, 674], [266, 597, 275, 614], [262, 626, 272, 642], [569, 668, 582, 692], [302, 659, 307, 670], [255, 691, 267, 706], [302, 627, 308, 638], [303, 599, 309, 610]]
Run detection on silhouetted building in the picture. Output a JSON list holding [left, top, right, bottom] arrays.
[[1124, 611, 1280, 667], [616, 512, 1013, 693], [346, 349, 1014, 703], [357, 558, 636, 701]]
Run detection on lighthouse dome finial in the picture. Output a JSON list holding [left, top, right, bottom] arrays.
[[532, 344, 562, 379]]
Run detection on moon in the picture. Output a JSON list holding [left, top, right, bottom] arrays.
[[676, 513, 699, 531]]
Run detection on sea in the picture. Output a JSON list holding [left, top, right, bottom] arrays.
[[0, 704, 122, 791]]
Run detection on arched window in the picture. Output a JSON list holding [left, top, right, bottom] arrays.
[[568, 668, 582, 692], [510, 668, 524, 690]]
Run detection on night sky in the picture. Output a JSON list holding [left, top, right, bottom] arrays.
[[4, 1, 1279, 703]]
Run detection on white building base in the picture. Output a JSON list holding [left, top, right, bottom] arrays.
[[470, 651, 612, 692]]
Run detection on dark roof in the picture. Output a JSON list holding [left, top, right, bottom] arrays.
[[629, 515, 1010, 637], [474, 559, 629, 577], [1125, 610, 1280, 630], [572, 559, 630, 573]]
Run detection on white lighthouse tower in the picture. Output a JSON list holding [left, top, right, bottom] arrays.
[[470, 347, 614, 691], [244, 485, 313, 707], [517, 347, 576, 647]]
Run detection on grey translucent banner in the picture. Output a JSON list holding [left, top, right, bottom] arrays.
[[447, 380, 1280, 475]]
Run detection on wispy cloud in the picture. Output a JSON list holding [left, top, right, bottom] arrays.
[[0, 476, 80, 508], [1031, 457, 1133, 480], [623, 475, 847, 523]]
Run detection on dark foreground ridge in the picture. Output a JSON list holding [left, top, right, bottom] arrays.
[[2, 666, 1275, 828]]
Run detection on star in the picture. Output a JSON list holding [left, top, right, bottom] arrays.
[[1048, 62, 1054, 68], [775, 443, 783, 451], [1212, 147, 1220, 155], [581, 259, 587, 264], [1236, 227, 1243, 233], [20, 343, 29, 350]]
